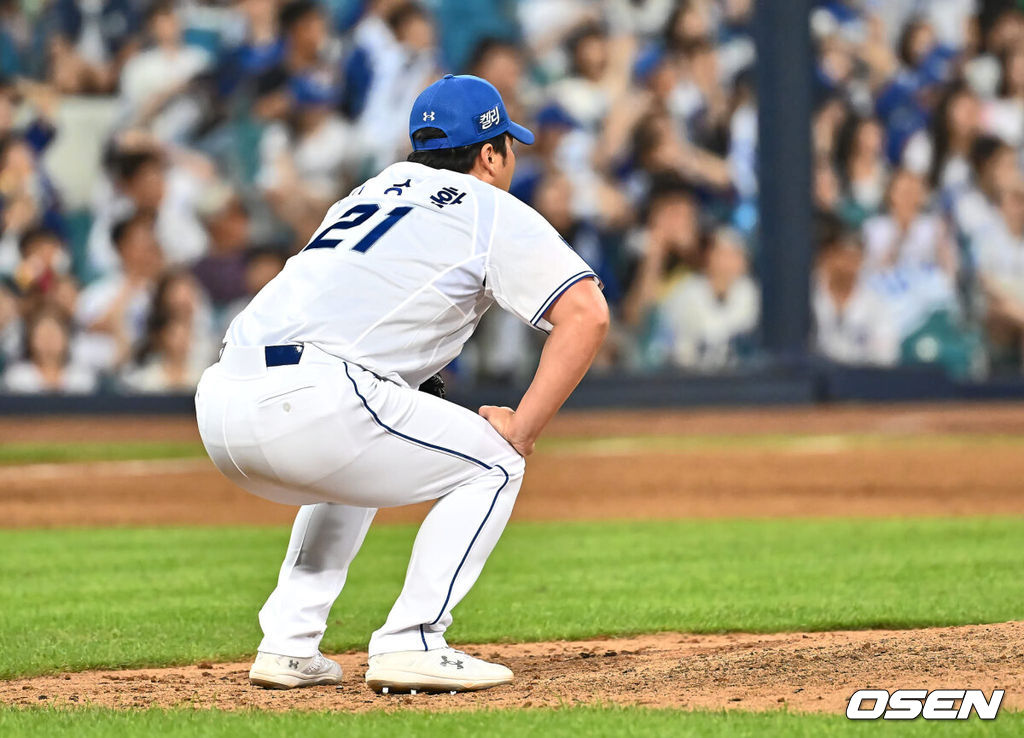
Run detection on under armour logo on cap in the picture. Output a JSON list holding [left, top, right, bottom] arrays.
[[423, 111, 435, 121]]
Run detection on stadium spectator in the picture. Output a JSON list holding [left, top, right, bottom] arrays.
[[0, 280, 19, 368], [975, 8, 1024, 96], [339, 0, 406, 120], [11, 227, 71, 297], [77, 212, 163, 371], [250, 67, 294, 150], [629, 107, 732, 197], [218, 0, 284, 95], [812, 224, 900, 367], [551, 22, 635, 136], [0, 77, 59, 155], [678, 36, 731, 152], [0, 132, 65, 275], [146, 269, 219, 370], [984, 44, 1024, 147], [812, 95, 850, 163], [814, 155, 842, 215], [257, 76, 358, 245], [515, 0, 601, 75], [621, 177, 702, 366], [654, 225, 759, 370], [3, 304, 96, 393], [467, 37, 530, 123], [859, 169, 960, 348], [37, 272, 80, 329], [278, 0, 332, 78], [46, 0, 142, 95], [953, 136, 1020, 251], [121, 312, 203, 393], [726, 66, 758, 212], [835, 115, 889, 226], [974, 176, 1024, 368], [87, 143, 210, 272], [927, 83, 982, 195], [192, 190, 254, 309], [118, 1, 212, 143], [862, 168, 957, 279], [356, 1, 440, 171]]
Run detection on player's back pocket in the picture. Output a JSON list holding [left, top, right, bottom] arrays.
[[249, 367, 365, 488]]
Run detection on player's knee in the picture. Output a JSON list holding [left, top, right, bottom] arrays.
[[496, 451, 525, 482]]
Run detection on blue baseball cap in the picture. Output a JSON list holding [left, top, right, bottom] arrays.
[[409, 74, 535, 151]]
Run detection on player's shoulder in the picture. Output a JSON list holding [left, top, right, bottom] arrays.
[[489, 183, 555, 235], [490, 183, 538, 215]]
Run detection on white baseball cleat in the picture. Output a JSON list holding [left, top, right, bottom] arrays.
[[365, 647, 513, 693], [248, 651, 343, 689]]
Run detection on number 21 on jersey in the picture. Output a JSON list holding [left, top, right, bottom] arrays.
[[303, 204, 412, 253]]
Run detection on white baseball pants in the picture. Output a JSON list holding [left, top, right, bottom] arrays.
[[195, 344, 525, 657]]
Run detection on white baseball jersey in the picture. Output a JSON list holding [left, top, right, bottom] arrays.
[[226, 161, 598, 388]]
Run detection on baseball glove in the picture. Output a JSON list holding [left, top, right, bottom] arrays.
[[418, 373, 446, 399]]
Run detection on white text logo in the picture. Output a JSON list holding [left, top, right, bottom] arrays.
[[478, 105, 500, 131], [846, 689, 1004, 720]]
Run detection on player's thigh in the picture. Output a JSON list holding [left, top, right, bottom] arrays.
[[310, 362, 524, 508]]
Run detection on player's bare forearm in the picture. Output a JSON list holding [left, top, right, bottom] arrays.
[[480, 280, 608, 456], [516, 295, 608, 440]]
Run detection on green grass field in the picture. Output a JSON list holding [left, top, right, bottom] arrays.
[[0, 441, 205, 465], [2, 705, 1021, 738], [3, 517, 1023, 735], [4, 432, 1023, 466], [3, 437, 1022, 735], [2, 518, 1022, 679]]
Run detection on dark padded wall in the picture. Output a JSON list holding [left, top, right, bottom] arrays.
[[754, 0, 815, 357]]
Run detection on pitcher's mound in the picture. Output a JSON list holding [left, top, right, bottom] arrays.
[[2, 622, 1022, 714]]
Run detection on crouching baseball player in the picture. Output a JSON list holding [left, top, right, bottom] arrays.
[[195, 74, 608, 694]]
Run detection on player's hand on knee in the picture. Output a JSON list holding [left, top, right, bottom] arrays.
[[478, 405, 534, 457]]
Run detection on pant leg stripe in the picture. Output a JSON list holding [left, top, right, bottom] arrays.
[[343, 362, 514, 643], [343, 362, 491, 470], [429, 465, 509, 626]]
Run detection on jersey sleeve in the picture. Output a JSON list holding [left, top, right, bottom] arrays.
[[484, 193, 600, 332]]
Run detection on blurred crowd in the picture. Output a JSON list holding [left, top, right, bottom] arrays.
[[0, 0, 1022, 395], [811, 0, 1024, 378]]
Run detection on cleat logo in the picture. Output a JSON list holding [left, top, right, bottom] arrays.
[[288, 659, 299, 669], [440, 655, 464, 669]]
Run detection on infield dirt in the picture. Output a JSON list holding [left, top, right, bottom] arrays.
[[3, 403, 1024, 527], [1, 623, 1021, 714]]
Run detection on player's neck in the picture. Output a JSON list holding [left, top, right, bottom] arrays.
[[467, 167, 500, 189]]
